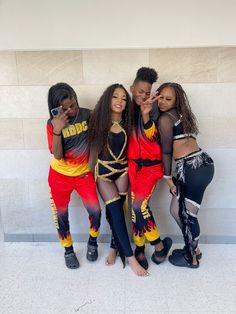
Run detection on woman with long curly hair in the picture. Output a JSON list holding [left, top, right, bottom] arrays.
[[157, 82, 214, 268], [89, 83, 148, 276]]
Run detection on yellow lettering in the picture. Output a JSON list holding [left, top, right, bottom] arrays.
[[82, 121, 88, 131], [75, 123, 82, 134], [68, 125, 76, 136], [62, 128, 70, 138], [62, 121, 88, 138]]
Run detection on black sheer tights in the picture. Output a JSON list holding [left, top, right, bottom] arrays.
[[97, 174, 128, 251], [97, 174, 128, 204], [170, 196, 200, 253]]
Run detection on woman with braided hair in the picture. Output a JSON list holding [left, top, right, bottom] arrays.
[[157, 82, 214, 268], [89, 83, 148, 276]]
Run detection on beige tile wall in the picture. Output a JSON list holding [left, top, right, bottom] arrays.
[[16, 51, 83, 86], [0, 47, 235, 240], [0, 47, 235, 150]]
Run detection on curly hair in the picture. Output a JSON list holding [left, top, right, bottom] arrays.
[[48, 82, 78, 119], [89, 84, 134, 155], [157, 82, 199, 135], [133, 67, 158, 85]]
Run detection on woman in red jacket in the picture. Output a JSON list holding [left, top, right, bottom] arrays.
[[128, 68, 172, 270]]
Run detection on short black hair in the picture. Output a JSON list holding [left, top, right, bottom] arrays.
[[47, 82, 78, 119], [133, 67, 158, 85]]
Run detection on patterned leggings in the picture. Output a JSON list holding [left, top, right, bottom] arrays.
[[171, 150, 214, 260]]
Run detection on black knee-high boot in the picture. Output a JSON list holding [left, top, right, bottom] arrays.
[[106, 198, 133, 267], [109, 193, 128, 250]]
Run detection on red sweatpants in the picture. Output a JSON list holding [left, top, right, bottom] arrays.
[[48, 167, 101, 248], [128, 160, 163, 247]]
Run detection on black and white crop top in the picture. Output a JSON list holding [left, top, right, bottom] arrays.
[[158, 108, 196, 177], [172, 118, 196, 141]]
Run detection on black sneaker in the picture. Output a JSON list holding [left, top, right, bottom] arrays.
[[86, 244, 98, 262]]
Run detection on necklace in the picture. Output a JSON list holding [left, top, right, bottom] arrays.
[[67, 109, 79, 125], [111, 120, 122, 125]]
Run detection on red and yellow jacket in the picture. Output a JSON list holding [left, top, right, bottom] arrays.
[[127, 104, 162, 163]]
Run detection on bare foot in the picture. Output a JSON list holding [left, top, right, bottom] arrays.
[[105, 248, 117, 266], [196, 247, 201, 256], [128, 256, 149, 277], [192, 254, 199, 266]]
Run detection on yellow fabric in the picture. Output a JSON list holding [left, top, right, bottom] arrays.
[[89, 227, 99, 238], [144, 121, 156, 140], [60, 235, 73, 248], [50, 158, 89, 177], [133, 233, 146, 247], [145, 226, 160, 242], [133, 225, 160, 246]]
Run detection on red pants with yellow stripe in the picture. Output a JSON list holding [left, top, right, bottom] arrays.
[[48, 167, 101, 248], [128, 160, 163, 247]]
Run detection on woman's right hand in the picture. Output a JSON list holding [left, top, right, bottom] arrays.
[[51, 109, 70, 133]]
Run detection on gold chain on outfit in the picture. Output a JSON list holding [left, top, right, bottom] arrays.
[[95, 121, 128, 182]]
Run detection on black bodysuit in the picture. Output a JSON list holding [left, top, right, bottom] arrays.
[[95, 126, 128, 182]]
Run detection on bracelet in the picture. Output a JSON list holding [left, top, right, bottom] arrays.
[[53, 131, 62, 136], [163, 175, 172, 179]]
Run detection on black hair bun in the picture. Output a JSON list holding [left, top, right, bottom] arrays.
[[135, 67, 158, 84]]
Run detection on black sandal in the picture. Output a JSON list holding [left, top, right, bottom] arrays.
[[151, 237, 173, 265], [64, 252, 80, 269], [168, 252, 199, 269], [172, 246, 202, 260]]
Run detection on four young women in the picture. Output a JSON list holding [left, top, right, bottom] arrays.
[[47, 70, 214, 273]]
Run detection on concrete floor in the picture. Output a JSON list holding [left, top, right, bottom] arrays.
[[0, 237, 236, 314]]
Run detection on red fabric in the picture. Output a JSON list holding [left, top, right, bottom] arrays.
[[127, 129, 162, 161], [128, 160, 163, 200], [47, 123, 53, 153], [48, 167, 100, 212]]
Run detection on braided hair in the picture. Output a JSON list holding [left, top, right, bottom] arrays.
[[157, 82, 199, 135]]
